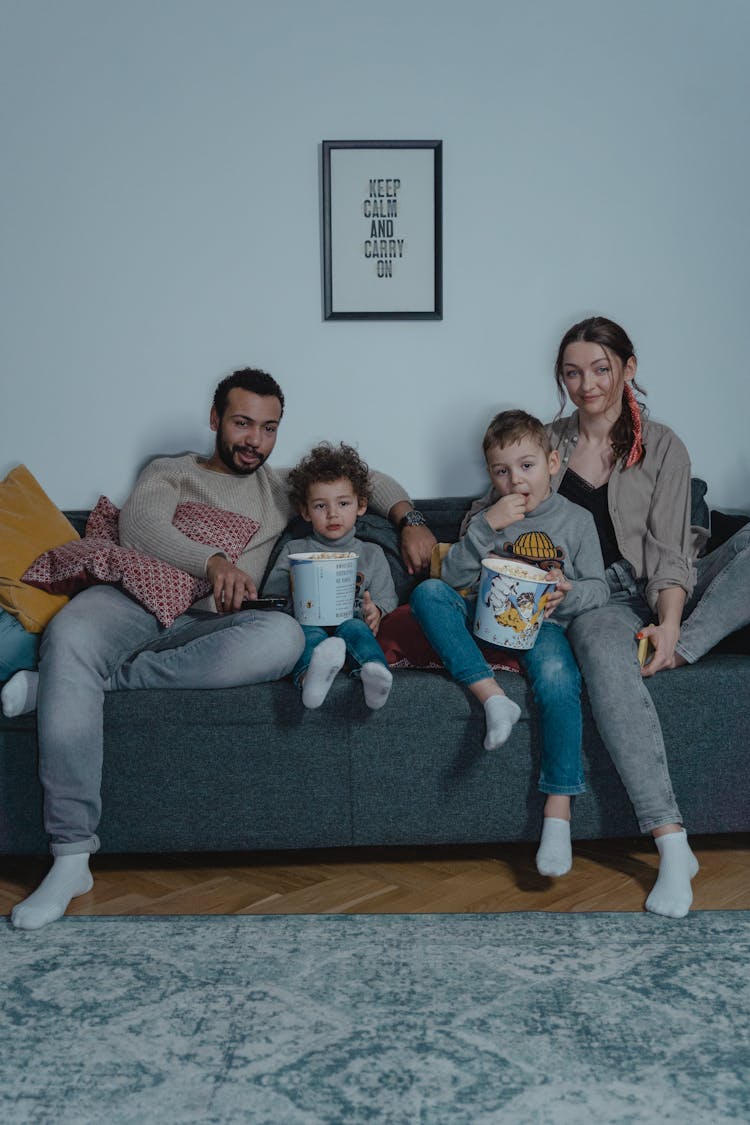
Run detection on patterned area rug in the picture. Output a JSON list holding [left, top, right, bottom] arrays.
[[2, 912, 749, 1124]]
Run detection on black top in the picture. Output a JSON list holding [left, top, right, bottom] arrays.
[[558, 468, 621, 569]]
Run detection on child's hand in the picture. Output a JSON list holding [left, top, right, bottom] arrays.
[[485, 493, 527, 531], [361, 591, 382, 635], [543, 566, 571, 618]]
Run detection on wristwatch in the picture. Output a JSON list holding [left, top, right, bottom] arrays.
[[398, 508, 428, 531]]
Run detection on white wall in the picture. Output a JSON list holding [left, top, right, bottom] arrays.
[[2, 0, 748, 511]]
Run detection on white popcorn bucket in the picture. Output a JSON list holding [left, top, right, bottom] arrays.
[[289, 552, 359, 626], [474, 557, 557, 651]]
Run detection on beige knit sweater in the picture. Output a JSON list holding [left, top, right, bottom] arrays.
[[119, 453, 409, 611]]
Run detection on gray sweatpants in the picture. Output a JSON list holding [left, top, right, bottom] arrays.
[[568, 523, 750, 832], [36, 584, 304, 854]]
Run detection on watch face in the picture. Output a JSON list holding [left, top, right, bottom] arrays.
[[403, 510, 427, 527]]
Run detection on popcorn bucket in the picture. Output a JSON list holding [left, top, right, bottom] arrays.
[[288, 552, 359, 626], [474, 557, 557, 650]]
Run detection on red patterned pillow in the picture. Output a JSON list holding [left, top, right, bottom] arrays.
[[22, 496, 259, 627], [84, 495, 121, 539], [378, 604, 520, 674]]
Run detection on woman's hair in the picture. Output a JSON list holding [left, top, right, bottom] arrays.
[[482, 410, 551, 457], [288, 441, 372, 511], [554, 316, 647, 466]]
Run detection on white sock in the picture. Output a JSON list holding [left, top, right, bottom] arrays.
[[536, 817, 572, 877], [301, 637, 346, 709], [11, 854, 94, 930], [645, 830, 700, 919], [360, 662, 393, 710], [483, 694, 521, 750], [1, 670, 39, 717]]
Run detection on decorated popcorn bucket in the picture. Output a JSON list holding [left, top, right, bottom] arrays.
[[474, 557, 558, 651], [288, 552, 359, 626]]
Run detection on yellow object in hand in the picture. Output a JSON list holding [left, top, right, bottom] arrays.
[[637, 631, 654, 667]]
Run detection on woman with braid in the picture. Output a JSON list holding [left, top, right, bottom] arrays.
[[468, 316, 750, 917]]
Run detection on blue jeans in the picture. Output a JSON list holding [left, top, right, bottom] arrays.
[[567, 522, 750, 833], [37, 584, 305, 855], [410, 579, 584, 795], [0, 608, 40, 680], [293, 618, 388, 686]]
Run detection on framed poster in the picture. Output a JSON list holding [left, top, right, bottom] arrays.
[[322, 139, 443, 320]]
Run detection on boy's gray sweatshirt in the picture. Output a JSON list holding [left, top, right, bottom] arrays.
[[263, 526, 399, 619], [442, 491, 608, 628]]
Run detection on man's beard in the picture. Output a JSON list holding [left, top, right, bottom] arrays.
[[216, 435, 267, 476]]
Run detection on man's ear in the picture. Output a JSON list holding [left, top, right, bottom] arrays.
[[548, 449, 561, 475], [210, 406, 219, 433]]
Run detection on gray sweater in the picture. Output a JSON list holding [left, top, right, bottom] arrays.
[[443, 491, 608, 628], [463, 412, 709, 612], [263, 526, 399, 620]]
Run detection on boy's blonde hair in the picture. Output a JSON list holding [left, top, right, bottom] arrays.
[[482, 410, 551, 457]]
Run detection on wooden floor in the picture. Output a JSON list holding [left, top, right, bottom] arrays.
[[2, 834, 749, 917]]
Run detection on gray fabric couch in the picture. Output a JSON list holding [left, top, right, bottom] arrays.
[[1, 487, 748, 856]]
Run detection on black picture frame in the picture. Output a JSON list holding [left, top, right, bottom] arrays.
[[322, 139, 443, 320]]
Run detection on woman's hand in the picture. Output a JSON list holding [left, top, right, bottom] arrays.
[[638, 621, 681, 677], [485, 493, 527, 531], [543, 567, 571, 618], [640, 587, 687, 677], [361, 591, 382, 635]]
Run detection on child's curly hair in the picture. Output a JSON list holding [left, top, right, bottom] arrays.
[[288, 442, 372, 512]]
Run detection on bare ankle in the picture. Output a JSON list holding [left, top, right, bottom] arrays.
[[544, 794, 571, 820], [469, 678, 504, 705]]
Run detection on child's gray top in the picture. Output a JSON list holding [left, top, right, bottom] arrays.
[[263, 526, 399, 620], [442, 491, 608, 627]]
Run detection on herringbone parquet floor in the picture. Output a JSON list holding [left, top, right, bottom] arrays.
[[2, 835, 748, 917]]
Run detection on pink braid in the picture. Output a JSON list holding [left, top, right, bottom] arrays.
[[623, 383, 643, 468]]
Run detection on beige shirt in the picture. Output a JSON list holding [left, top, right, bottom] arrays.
[[120, 454, 409, 612]]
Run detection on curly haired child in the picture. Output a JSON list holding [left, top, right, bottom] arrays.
[[263, 442, 398, 709]]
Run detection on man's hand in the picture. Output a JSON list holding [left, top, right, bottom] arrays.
[[400, 524, 437, 576], [206, 554, 257, 613], [543, 566, 571, 618], [485, 493, 526, 532], [361, 591, 382, 635]]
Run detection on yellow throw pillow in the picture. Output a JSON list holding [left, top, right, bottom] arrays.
[[430, 541, 452, 579], [0, 464, 79, 632]]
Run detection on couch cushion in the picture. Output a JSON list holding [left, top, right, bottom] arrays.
[[690, 477, 709, 531], [23, 497, 260, 627], [0, 464, 79, 633], [707, 509, 749, 555], [415, 496, 480, 544], [378, 604, 521, 673]]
